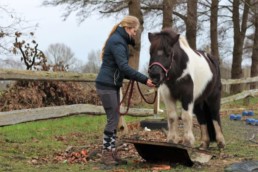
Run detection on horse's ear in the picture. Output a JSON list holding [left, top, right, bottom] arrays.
[[170, 34, 180, 46], [148, 33, 155, 42]]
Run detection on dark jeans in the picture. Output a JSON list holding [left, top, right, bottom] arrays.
[[96, 88, 120, 133]]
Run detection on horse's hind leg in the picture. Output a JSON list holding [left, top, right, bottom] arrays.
[[203, 99, 225, 149], [159, 85, 180, 144], [207, 94, 225, 149], [194, 104, 210, 149], [212, 118, 225, 149]]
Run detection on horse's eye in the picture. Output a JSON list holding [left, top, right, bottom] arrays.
[[165, 50, 173, 58]]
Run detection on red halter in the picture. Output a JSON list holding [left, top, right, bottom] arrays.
[[148, 51, 174, 80]]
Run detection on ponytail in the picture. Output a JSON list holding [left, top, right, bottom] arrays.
[[100, 23, 120, 59], [100, 15, 140, 60]]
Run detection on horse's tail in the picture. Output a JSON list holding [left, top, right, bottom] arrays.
[[204, 98, 222, 142], [204, 102, 222, 142]]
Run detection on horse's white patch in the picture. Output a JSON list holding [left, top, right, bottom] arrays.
[[181, 103, 195, 146], [159, 84, 195, 145], [157, 50, 163, 56], [159, 84, 177, 120], [177, 36, 213, 100], [159, 84, 180, 143]]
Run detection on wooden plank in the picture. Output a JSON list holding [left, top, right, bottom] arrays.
[[0, 104, 154, 126]]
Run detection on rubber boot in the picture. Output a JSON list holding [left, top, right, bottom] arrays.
[[101, 149, 118, 166], [112, 149, 127, 165]]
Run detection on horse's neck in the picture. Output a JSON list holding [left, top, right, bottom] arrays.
[[169, 43, 188, 79]]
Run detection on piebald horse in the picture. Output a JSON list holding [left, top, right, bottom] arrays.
[[148, 28, 225, 150]]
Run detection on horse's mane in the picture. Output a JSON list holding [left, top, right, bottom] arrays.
[[150, 28, 191, 55], [150, 31, 171, 55], [161, 28, 191, 49], [179, 36, 190, 49]]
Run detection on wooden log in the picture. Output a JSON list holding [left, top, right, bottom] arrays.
[[0, 104, 155, 126], [1, 68, 258, 84], [0, 69, 97, 82], [221, 89, 258, 104], [221, 76, 258, 85]]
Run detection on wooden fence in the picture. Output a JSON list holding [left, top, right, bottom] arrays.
[[0, 69, 258, 126], [220, 66, 253, 93]]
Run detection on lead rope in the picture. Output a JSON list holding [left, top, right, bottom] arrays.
[[136, 81, 157, 104], [118, 80, 157, 115], [118, 80, 134, 115]]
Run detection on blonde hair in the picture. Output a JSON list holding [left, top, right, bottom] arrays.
[[100, 15, 140, 59]]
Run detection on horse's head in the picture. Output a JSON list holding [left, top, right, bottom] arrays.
[[148, 28, 180, 87]]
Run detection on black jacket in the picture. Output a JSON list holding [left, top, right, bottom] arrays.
[[96, 26, 148, 89]]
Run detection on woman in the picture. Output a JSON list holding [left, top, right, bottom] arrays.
[[95, 15, 155, 165]]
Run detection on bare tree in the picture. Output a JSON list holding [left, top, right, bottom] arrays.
[[0, 58, 23, 69], [42, 0, 258, 92], [13, 32, 46, 70], [0, 4, 35, 56], [250, 0, 258, 89], [162, 0, 174, 29], [127, 0, 143, 70], [82, 50, 101, 73], [45, 43, 77, 71], [231, 0, 251, 93], [186, 0, 198, 49], [210, 0, 220, 61], [42, 0, 127, 23]]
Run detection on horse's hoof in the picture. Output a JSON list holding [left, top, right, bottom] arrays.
[[182, 140, 193, 147], [178, 139, 184, 144], [167, 139, 177, 144], [167, 138, 175, 143], [217, 142, 225, 149], [199, 146, 207, 151], [167, 139, 173, 143], [167, 138, 181, 145], [199, 143, 208, 150]]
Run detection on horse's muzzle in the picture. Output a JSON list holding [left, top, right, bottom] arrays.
[[148, 68, 165, 87], [151, 80, 160, 87]]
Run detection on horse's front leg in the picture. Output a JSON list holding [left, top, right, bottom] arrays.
[[159, 85, 180, 144], [166, 101, 180, 143], [181, 103, 195, 147]]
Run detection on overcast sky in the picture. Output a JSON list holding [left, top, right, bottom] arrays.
[[1, 0, 154, 70]]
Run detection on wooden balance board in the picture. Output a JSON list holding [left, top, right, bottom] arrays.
[[123, 138, 213, 167]]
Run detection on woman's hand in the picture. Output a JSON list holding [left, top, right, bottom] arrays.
[[146, 79, 156, 87]]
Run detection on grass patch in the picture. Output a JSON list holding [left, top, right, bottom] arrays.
[[0, 115, 105, 171], [0, 115, 148, 172]]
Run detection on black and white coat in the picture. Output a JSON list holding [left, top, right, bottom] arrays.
[[148, 28, 225, 150]]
